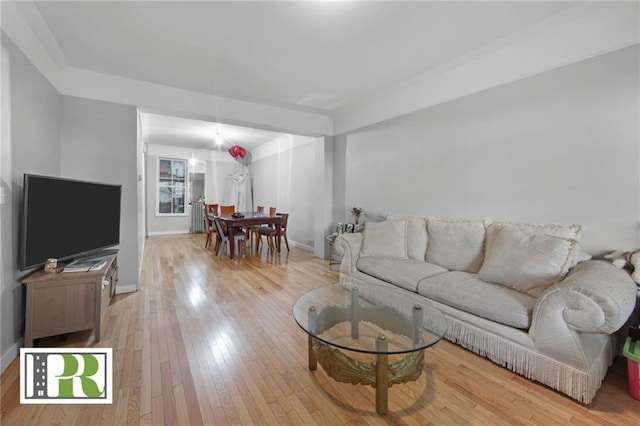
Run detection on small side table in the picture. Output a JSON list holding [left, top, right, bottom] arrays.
[[326, 235, 339, 269], [22, 254, 118, 347]]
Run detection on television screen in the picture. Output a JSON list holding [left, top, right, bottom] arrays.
[[20, 174, 122, 270]]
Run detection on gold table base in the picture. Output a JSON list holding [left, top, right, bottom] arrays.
[[308, 335, 424, 415]]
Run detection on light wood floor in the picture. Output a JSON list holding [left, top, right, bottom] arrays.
[[2, 234, 639, 425]]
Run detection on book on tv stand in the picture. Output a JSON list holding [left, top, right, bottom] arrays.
[[62, 259, 108, 273]]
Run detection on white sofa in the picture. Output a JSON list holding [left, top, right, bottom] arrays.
[[334, 216, 637, 403]]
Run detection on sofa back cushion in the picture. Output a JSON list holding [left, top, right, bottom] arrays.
[[426, 218, 488, 273], [491, 221, 583, 240], [489, 221, 585, 269], [360, 220, 408, 259], [478, 223, 578, 297], [387, 215, 428, 260]]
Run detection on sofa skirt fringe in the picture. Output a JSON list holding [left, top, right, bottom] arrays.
[[444, 317, 614, 404]]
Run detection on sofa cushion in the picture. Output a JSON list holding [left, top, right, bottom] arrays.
[[360, 220, 408, 259], [357, 257, 447, 292], [387, 215, 428, 260], [426, 218, 488, 273], [491, 221, 583, 240], [418, 271, 535, 329], [478, 223, 577, 297], [490, 221, 585, 269]]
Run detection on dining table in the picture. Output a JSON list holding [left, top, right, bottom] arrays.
[[211, 211, 282, 259]]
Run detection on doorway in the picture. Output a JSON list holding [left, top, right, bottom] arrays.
[[189, 172, 205, 203]]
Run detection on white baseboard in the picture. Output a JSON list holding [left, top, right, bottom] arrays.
[[1, 341, 20, 374], [147, 230, 190, 236], [116, 284, 137, 294], [289, 240, 313, 252]]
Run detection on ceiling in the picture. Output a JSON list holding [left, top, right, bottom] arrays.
[[24, 1, 581, 150], [140, 113, 289, 152]]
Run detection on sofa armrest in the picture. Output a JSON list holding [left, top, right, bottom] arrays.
[[334, 233, 363, 275], [531, 260, 637, 335]]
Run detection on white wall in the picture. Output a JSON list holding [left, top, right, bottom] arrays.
[[1, 35, 61, 371], [59, 96, 139, 292], [0, 41, 9, 374], [313, 136, 333, 258], [205, 158, 234, 206], [252, 135, 316, 249], [136, 110, 145, 281], [337, 45, 639, 254]]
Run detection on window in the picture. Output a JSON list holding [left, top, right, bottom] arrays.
[[158, 158, 187, 215]]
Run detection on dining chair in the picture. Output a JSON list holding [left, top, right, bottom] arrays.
[[255, 213, 289, 253], [248, 206, 266, 246], [213, 217, 246, 259], [245, 206, 263, 244], [220, 205, 235, 216], [252, 206, 276, 250], [202, 204, 218, 251], [276, 213, 290, 251], [207, 203, 219, 217]]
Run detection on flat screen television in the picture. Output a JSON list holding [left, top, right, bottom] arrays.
[[20, 174, 122, 270]]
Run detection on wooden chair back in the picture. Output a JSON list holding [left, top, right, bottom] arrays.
[[203, 205, 212, 227], [277, 213, 289, 230], [278, 213, 290, 251], [202, 204, 215, 249], [207, 203, 219, 216], [220, 205, 235, 216]]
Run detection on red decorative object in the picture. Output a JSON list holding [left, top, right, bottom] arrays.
[[228, 145, 246, 160], [228, 145, 240, 158]]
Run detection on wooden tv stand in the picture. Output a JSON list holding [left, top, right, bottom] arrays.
[[22, 254, 118, 347]]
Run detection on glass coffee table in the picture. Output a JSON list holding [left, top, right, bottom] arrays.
[[293, 283, 447, 414]]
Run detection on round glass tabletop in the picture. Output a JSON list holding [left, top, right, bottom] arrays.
[[293, 282, 447, 355]]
